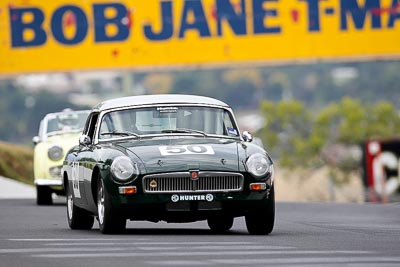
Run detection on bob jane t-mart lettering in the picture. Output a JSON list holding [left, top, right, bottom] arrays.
[[2, 0, 399, 73], [9, 0, 400, 47]]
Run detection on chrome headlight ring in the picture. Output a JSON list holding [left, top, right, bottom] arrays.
[[110, 156, 139, 183], [246, 153, 274, 179], [48, 145, 64, 161]]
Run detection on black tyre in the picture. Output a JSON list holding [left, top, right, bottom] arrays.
[[245, 186, 275, 235], [207, 215, 234, 233], [97, 179, 126, 234], [66, 182, 94, 230], [36, 186, 53, 205]]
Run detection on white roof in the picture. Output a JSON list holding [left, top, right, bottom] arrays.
[[93, 94, 230, 111]]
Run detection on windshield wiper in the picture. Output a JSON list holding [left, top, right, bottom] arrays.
[[161, 128, 208, 137], [100, 130, 140, 138]]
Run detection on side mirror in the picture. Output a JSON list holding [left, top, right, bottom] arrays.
[[32, 136, 40, 145], [242, 131, 253, 142], [79, 135, 91, 146]]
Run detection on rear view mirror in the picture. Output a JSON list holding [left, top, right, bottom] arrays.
[[242, 131, 253, 142], [32, 136, 40, 145], [79, 135, 91, 146]]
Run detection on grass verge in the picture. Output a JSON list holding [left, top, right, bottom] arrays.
[[0, 141, 33, 185]]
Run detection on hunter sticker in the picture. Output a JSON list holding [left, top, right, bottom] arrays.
[[171, 194, 214, 203]]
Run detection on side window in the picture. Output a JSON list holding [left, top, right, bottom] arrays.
[[223, 112, 234, 129], [47, 118, 58, 133], [100, 115, 111, 135], [99, 113, 114, 139], [223, 111, 239, 137]]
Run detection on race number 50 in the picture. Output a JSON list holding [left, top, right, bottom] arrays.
[[159, 145, 215, 156]]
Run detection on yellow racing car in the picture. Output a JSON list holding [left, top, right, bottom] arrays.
[[33, 109, 90, 205]]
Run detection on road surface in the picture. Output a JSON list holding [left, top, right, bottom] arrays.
[[0, 197, 399, 267]]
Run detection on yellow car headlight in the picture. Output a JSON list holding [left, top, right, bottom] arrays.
[[48, 145, 63, 161]]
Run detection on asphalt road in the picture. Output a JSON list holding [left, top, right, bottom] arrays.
[[0, 198, 399, 267]]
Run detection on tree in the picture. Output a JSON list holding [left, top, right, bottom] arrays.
[[259, 97, 400, 170], [259, 100, 312, 167]]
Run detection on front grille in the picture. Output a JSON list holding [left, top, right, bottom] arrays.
[[49, 166, 62, 179], [143, 172, 244, 193]]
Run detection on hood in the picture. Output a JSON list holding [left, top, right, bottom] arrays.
[[113, 137, 240, 174], [45, 132, 80, 148]]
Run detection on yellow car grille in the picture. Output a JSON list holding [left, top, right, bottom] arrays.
[[49, 166, 62, 179]]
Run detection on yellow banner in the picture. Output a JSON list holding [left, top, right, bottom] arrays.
[[0, 0, 399, 74]]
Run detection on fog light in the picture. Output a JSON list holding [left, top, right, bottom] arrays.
[[250, 183, 267, 191], [119, 186, 137, 195]]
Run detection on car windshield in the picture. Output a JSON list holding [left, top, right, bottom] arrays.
[[99, 106, 239, 139], [46, 111, 90, 136]]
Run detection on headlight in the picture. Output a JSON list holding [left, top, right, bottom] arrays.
[[48, 146, 63, 161], [111, 156, 138, 183], [246, 153, 273, 179]]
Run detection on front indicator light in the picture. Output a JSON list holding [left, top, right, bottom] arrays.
[[119, 186, 137, 195], [250, 183, 267, 191]]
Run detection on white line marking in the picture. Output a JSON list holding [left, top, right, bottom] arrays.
[[33, 250, 372, 258], [136, 245, 293, 251], [8, 239, 257, 246], [43, 243, 294, 250], [148, 257, 400, 266], [147, 260, 211, 266], [8, 238, 148, 242], [211, 257, 400, 265], [0, 247, 126, 254]]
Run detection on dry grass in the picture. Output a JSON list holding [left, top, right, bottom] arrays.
[[275, 166, 365, 203], [0, 141, 34, 185]]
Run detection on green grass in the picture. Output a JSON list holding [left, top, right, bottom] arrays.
[[0, 141, 34, 185]]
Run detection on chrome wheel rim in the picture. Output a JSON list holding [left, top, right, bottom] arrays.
[[67, 193, 73, 220], [98, 185, 105, 225]]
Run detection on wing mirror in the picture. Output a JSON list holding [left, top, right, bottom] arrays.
[[242, 131, 253, 142], [32, 136, 40, 145], [79, 135, 91, 146]]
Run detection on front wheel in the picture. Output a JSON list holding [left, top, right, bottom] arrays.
[[97, 179, 126, 234], [245, 186, 275, 235], [207, 215, 234, 233], [36, 186, 53, 205], [66, 182, 94, 230]]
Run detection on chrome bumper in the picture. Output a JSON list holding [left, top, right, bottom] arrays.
[[34, 179, 63, 186]]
